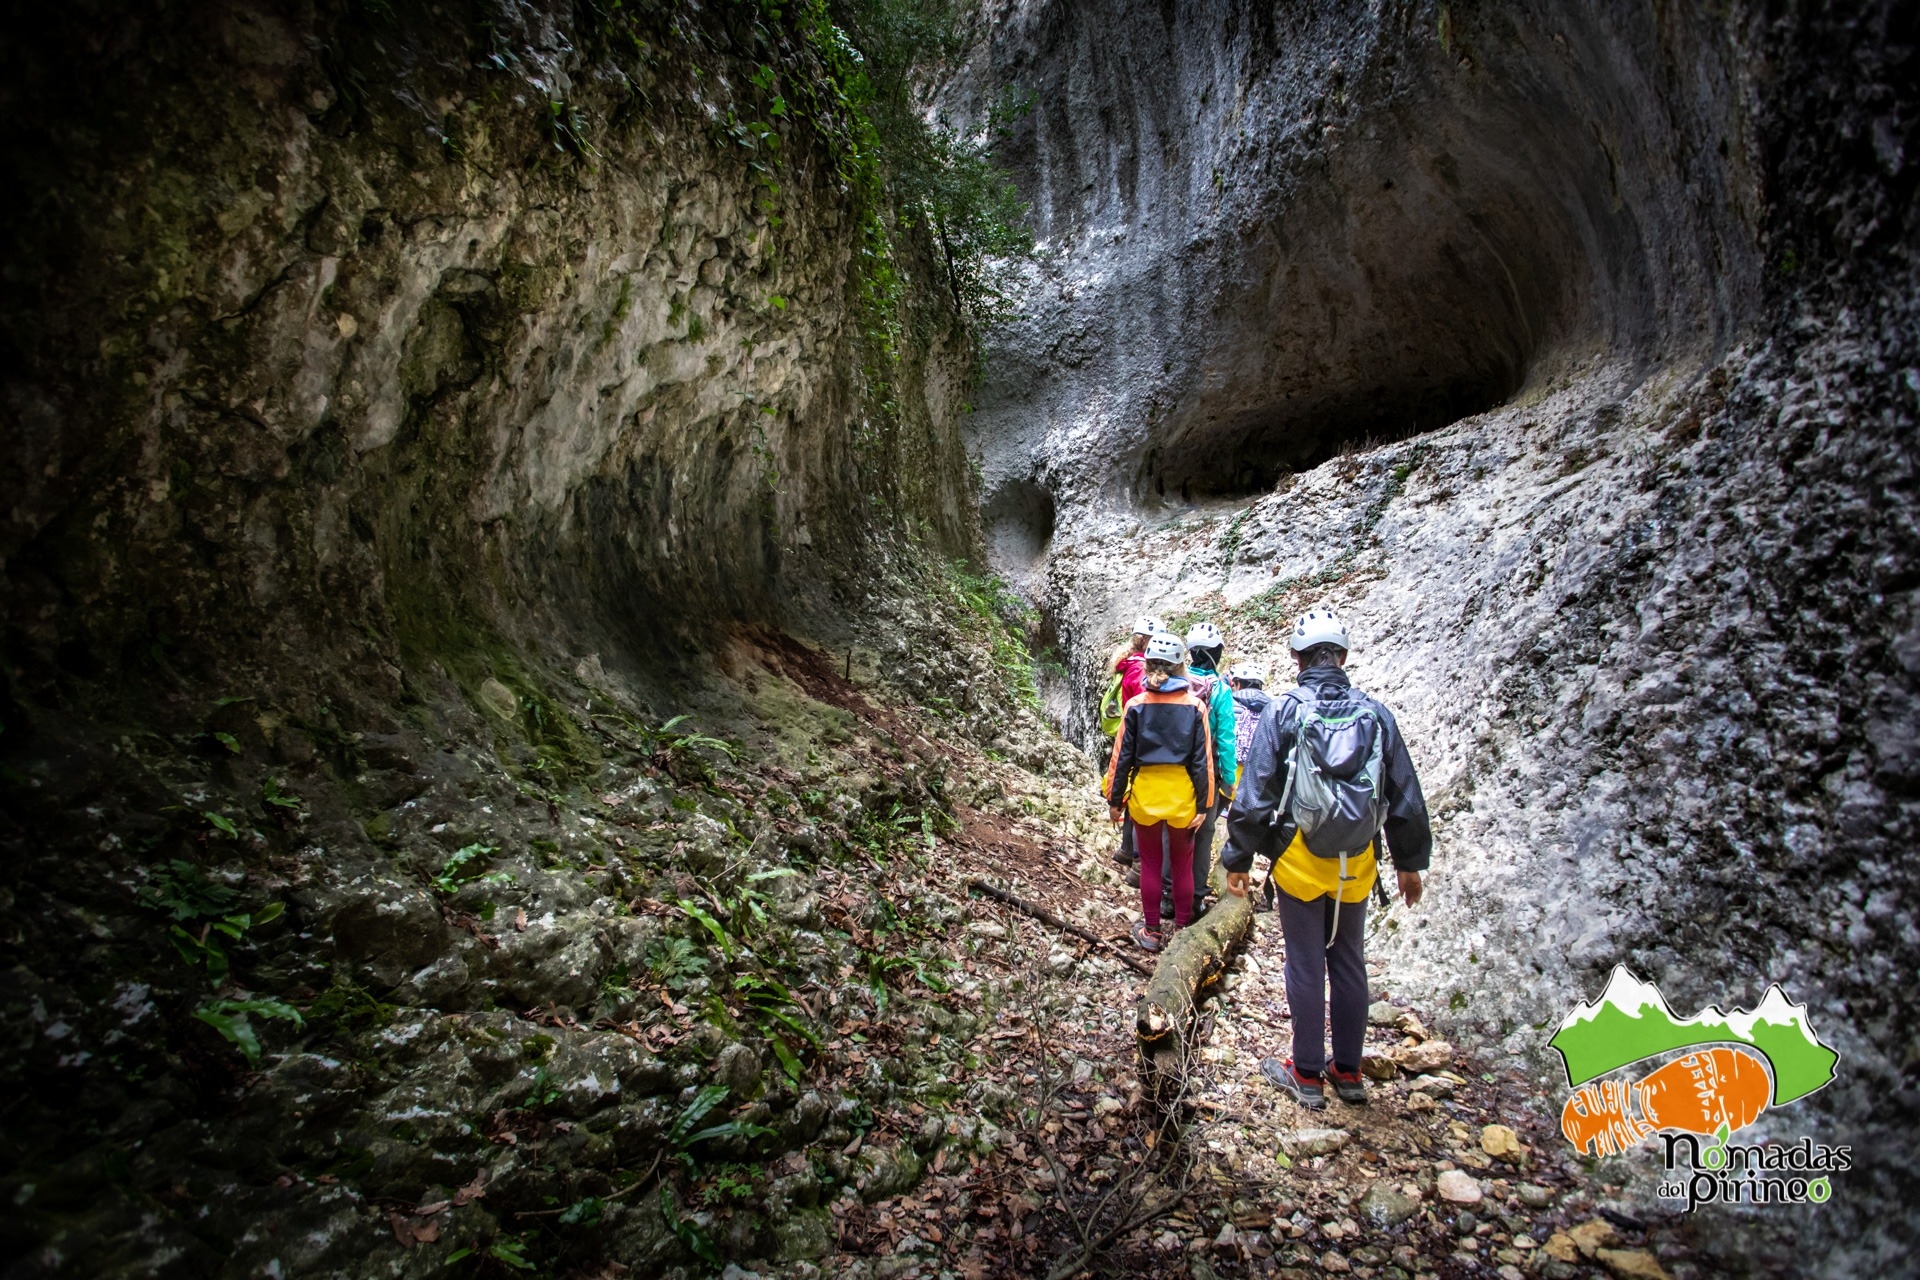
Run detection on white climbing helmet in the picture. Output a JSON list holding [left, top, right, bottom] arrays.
[[1289, 607, 1350, 652], [1184, 621, 1225, 653], [1228, 663, 1266, 687], [1143, 632, 1187, 665], [1131, 614, 1165, 637]]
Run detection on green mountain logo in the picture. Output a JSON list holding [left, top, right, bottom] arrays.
[[1549, 966, 1838, 1106]]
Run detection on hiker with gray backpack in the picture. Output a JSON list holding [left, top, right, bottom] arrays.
[[1221, 608, 1432, 1110]]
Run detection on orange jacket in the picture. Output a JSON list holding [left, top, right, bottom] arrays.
[[1103, 681, 1215, 823]]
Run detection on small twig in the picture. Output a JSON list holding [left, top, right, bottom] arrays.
[[1041, 1185, 1185, 1280], [965, 877, 1154, 976], [514, 1152, 663, 1219]]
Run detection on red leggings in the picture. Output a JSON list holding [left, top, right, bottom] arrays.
[[1133, 819, 1195, 931]]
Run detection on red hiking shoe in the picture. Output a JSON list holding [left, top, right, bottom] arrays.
[[1327, 1065, 1369, 1105], [1260, 1057, 1326, 1111]]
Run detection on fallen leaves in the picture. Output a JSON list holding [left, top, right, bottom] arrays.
[[387, 1212, 440, 1247]]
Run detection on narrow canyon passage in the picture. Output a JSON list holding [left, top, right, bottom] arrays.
[[0, 3, 1914, 1280]]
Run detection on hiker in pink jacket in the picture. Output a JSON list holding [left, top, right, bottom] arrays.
[[1108, 613, 1162, 720]]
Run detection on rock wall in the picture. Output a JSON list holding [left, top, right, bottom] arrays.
[[948, 0, 1762, 528], [1, 0, 976, 724], [947, 0, 1918, 1274], [0, 4, 1018, 1274]]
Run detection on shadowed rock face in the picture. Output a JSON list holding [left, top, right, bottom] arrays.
[[951, 1, 1918, 1274], [0, 0, 974, 713], [0, 10, 1003, 1272], [949, 0, 1761, 525]]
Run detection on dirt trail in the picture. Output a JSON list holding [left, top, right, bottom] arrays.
[[843, 801, 1721, 1280]]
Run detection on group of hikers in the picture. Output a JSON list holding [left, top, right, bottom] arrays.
[[1099, 607, 1433, 1109]]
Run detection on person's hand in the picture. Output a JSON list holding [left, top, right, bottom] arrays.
[[1109, 805, 1126, 826], [1186, 811, 1206, 831], [1397, 871, 1424, 907], [1225, 871, 1250, 898]]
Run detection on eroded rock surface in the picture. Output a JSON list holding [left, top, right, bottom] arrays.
[[948, 1, 1918, 1274]]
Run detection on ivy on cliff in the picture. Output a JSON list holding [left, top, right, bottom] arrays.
[[815, 0, 1035, 327], [743, 0, 1034, 357]]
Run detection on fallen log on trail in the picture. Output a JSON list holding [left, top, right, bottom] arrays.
[[1135, 876, 1254, 1095], [964, 877, 1156, 977]]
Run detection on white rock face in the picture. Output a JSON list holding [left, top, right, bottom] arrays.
[[944, 0, 1760, 559], [949, 2, 1918, 1272]]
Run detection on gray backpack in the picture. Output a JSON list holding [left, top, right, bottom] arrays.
[[1274, 685, 1389, 946], [1277, 686, 1387, 858]]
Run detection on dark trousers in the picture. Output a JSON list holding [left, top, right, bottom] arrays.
[[1276, 887, 1368, 1075], [1190, 799, 1222, 902]]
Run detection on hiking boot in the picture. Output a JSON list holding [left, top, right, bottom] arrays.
[[1131, 920, 1165, 953], [1126, 868, 1140, 887], [1327, 1065, 1369, 1105], [1260, 1057, 1325, 1111]]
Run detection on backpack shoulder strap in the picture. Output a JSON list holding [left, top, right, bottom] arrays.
[[1274, 686, 1316, 817]]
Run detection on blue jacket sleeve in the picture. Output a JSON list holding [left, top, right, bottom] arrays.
[[1209, 678, 1236, 790]]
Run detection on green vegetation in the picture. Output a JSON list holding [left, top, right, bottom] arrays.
[[699, 1164, 759, 1205], [139, 860, 285, 983], [714, 0, 1036, 413], [193, 998, 303, 1066], [662, 1185, 724, 1266], [303, 976, 396, 1040], [140, 859, 239, 922], [951, 566, 1045, 713], [668, 1083, 776, 1160], [646, 934, 712, 988], [824, 0, 1035, 325], [429, 842, 499, 895]]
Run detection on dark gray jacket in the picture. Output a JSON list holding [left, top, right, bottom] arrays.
[[1221, 665, 1432, 874]]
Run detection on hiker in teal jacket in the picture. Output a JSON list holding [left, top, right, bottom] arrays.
[[1148, 621, 1236, 920], [1185, 624, 1238, 789], [1184, 622, 1236, 915]]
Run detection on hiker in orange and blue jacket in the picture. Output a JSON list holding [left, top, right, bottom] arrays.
[[1105, 633, 1216, 951], [1106, 614, 1164, 877], [1179, 621, 1238, 919]]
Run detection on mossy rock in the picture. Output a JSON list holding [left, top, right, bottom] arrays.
[[773, 1206, 834, 1262]]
